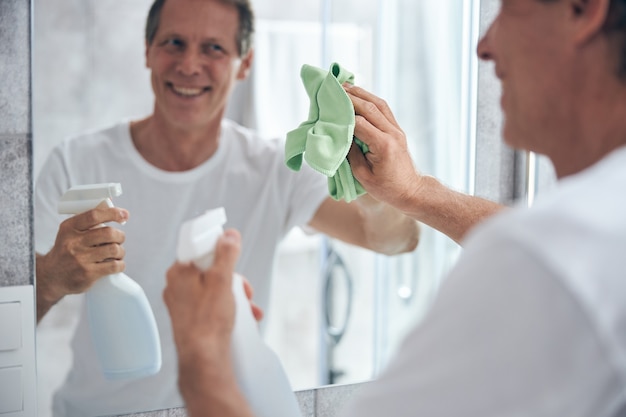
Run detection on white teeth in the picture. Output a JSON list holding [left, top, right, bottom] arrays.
[[172, 86, 204, 96]]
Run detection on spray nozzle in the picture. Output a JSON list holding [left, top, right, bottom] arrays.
[[58, 183, 123, 214], [177, 207, 227, 270]]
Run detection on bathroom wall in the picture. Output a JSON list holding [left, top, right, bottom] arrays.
[[0, 0, 38, 416], [475, 0, 527, 204], [1, 0, 33, 287], [0, 0, 555, 415], [474, 0, 556, 204]]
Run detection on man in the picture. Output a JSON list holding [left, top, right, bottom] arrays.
[[34, 0, 428, 415], [165, 0, 626, 415]]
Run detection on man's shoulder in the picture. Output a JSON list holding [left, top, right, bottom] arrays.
[[61, 120, 129, 152], [462, 150, 626, 291], [472, 147, 626, 247]]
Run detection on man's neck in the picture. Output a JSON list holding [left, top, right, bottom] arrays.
[[130, 115, 222, 172], [552, 87, 626, 179]]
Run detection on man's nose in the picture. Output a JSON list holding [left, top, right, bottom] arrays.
[[177, 50, 202, 75], [477, 23, 494, 61]]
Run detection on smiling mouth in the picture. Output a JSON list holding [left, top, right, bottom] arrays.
[[168, 83, 211, 97]]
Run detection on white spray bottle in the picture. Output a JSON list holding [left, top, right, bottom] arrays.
[[176, 208, 302, 417], [58, 183, 162, 380]]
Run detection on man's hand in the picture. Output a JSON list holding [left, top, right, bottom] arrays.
[[164, 229, 241, 360], [343, 83, 505, 245], [36, 202, 129, 321], [164, 229, 256, 417], [344, 83, 424, 214], [164, 229, 263, 359]]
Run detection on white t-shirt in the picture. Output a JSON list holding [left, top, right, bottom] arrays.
[[35, 119, 329, 417], [343, 146, 626, 417]]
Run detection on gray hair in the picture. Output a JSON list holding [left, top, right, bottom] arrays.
[[145, 0, 254, 56]]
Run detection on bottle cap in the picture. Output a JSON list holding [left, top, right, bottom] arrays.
[[177, 207, 227, 266], [58, 183, 122, 214]]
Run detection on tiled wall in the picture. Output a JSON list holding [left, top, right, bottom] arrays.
[[117, 382, 368, 417], [0, 1, 38, 416], [474, 0, 556, 204], [475, 0, 527, 204], [0, 0, 33, 287]]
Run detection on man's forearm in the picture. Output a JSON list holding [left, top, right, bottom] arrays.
[[35, 253, 64, 322], [403, 175, 505, 245], [356, 194, 421, 255], [309, 196, 420, 255], [178, 349, 255, 417]]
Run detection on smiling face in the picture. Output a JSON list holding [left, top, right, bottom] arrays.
[[477, 0, 577, 156], [145, 0, 252, 131]]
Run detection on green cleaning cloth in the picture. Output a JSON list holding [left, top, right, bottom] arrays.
[[285, 62, 369, 203]]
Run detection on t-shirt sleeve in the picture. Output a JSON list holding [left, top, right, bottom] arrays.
[[340, 221, 616, 417], [35, 144, 72, 254], [281, 159, 330, 233]]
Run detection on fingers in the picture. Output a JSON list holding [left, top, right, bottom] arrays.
[[40, 202, 130, 298], [71, 204, 129, 232], [166, 229, 241, 294], [55, 217, 126, 268], [164, 232, 242, 351], [251, 302, 264, 322], [92, 243, 126, 264], [243, 278, 265, 323], [343, 85, 407, 171], [210, 229, 241, 280], [243, 278, 254, 300], [57, 203, 127, 262], [94, 257, 125, 272], [80, 225, 126, 248], [165, 262, 196, 288], [347, 141, 371, 181], [343, 83, 399, 131], [164, 262, 201, 304]]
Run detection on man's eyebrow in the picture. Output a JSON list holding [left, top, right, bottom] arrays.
[[157, 32, 226, 44], [201, 36, 227, 44], [157, 31, 183, 39]]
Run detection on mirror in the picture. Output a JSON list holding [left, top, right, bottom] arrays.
[[33, 0, 478, 415]]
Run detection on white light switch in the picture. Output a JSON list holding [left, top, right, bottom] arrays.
[[0, 286, 36, 416], [0, 302, 21, 351], [0, 366, 23, 413]]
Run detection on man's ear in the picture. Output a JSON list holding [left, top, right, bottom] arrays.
[[236, 48, 254, 80], [145, 40, 151, 69], [570, 0, 611, 45]]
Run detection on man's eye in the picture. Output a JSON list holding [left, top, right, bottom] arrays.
[[204, 43, 225, 55], [163, 38, 184, 48]]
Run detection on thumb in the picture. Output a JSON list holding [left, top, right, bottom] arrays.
[[211, 229, 241, 275], [348, 141, 370, 181]]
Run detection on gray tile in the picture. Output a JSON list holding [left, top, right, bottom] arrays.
[[0, 0, 31, 135], [111, 384, 370, 417], [110, 408, 176, 417], [166, 408, 188, 417], [315, 382, 367, 417], [295, 388, 316, 417], [0, 135, 33, 286], [475, 0, 518, 205]]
